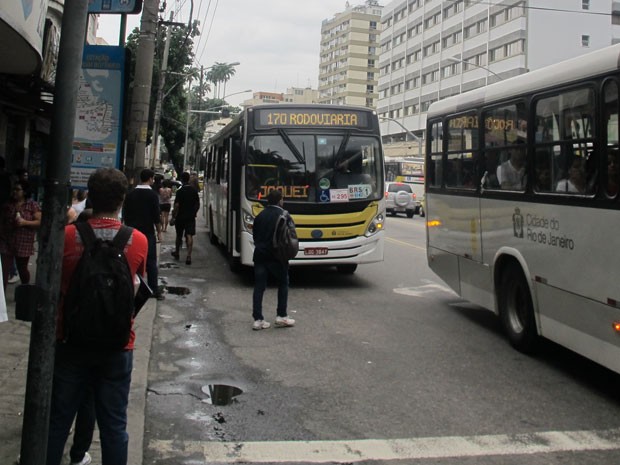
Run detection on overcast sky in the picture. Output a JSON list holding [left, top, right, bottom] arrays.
[[98, 0, 351, 106]]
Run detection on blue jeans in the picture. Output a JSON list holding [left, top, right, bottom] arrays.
[[252, 260, 289, 321], [69, 389, 96, 463], [47, 345, 133, 465]]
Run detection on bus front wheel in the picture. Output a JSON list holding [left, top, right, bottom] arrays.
[[336, 264, 357, 274], [208, 210, 218, 245], [499, 263, 538, 353]]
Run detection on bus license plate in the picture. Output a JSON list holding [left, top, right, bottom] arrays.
[[304, 247, 328, 256]]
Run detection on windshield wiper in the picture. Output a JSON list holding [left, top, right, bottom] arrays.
[[277, 129, 306, 165]]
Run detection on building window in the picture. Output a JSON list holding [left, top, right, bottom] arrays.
[[582, 34, 590, 47], [582, 0, 590, 10]]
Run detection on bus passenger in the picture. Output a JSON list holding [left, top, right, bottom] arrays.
[[534, 154, 552, 192], [556, 157, 586, 194], [497, 146, 526, 190]]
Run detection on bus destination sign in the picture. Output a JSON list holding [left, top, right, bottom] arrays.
[[255, 108, 370, 129]]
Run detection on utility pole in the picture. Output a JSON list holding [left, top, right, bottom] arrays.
[[195, 65, 204, 171], [19, 1, 89, 464], [183, 75, 192, 171], [150, 11, 173, 169], [125, 0, 159, 173]]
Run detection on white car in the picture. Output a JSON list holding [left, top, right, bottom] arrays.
[[385, 182, 420, 218]]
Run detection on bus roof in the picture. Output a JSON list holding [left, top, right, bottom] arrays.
[[427, 43, 620, 119]]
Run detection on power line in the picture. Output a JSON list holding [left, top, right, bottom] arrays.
[[193, 0, 216, 65], [196, 0, 219, 66]]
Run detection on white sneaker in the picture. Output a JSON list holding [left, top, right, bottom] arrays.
[[8, 275, 19, 284], [275, 316, 295, 327], [71, 452, 92, 465], [252, 320, 271, 330]]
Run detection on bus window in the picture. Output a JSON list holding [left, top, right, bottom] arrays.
[[483, 102, 527, 191], [445, 113, 478, 189], [427, 120, 443, 188], [534, 87, 596, 195], [604, 80, 620, 198]]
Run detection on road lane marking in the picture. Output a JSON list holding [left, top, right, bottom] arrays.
[[149, 427, 620, 462], [385, 236, 425, 251]]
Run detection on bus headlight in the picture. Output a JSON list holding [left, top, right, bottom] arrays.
[[242, 209, 254, 231], [366, 213, 384, 236]]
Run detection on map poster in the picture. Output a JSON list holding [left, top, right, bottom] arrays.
[[71, 45, 125, 189]]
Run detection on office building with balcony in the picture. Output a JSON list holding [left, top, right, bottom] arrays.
[[377, 0, 620, 155], [318, 0, 384, 107]]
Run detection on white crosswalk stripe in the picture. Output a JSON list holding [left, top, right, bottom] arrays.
[[149, 427, 620, 462]]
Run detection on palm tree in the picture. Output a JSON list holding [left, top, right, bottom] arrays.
[[206, 62, 238, 99]]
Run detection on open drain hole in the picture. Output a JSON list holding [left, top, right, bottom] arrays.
[[201, 384, 243, 406], [166, 286, 191, 295]]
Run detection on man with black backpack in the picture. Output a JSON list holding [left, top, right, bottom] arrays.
[[47, 168, 148, 465], [251, 189, 296, 330]]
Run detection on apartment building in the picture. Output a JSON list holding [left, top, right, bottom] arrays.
[[378, 0, 620, 151], [318, 0, 384, 107]]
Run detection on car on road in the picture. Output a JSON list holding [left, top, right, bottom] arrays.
[[385, 182, 420, 218]]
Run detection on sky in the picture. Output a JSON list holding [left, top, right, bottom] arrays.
[[97, 0, 350, 106]]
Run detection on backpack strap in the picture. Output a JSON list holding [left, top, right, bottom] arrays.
[[112, 225, 133, 250], [74, 221, 98, 250], [74, 222, 133, 251]]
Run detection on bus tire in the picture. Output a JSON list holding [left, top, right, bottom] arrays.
[[229, 256, 242, 273], [499, 263, 538, 353], [208, 210, 218, 245], [336, 264, 357, 274]]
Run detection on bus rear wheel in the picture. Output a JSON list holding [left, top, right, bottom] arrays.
[[499, 263, 538, 353]]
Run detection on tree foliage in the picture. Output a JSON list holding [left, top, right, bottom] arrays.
[[125, 24, 240, 173]]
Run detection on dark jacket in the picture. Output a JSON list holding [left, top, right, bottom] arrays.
[[252, 205, 290, 263], [123, 185, 160, 236]]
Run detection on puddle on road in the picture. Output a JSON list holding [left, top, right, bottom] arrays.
[[166, 286, 191, 295], [201, 384, 243, 406]]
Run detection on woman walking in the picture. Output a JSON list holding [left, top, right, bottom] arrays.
[[0, 180, 41, 289]]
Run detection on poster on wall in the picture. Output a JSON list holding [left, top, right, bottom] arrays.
[[71, 45, 125, 189]]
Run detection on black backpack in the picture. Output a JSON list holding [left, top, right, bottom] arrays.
[[63, 222, 135, 350], [272, 209, 299, 263]]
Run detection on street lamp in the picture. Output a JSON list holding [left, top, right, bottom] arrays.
[[446, 56, 503, 81], [379, 117, 423, 157]]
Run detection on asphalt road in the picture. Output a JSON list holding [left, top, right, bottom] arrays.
[[144, 215, 620, 465]]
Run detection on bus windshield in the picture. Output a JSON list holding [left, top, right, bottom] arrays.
[[246, 132, 383, 203]]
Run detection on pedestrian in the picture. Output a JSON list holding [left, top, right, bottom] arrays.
[[158, 179, 173, 232], [170, 171, 200, 265], [46, 167, 148, 465], [0, 180, 41, 290], [251, 189, 296, 330], [123, 168, 164, 300]]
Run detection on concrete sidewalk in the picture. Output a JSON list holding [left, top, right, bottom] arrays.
[[0, 257, 158, 465]]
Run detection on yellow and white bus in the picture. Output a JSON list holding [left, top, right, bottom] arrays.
[[203, 104, 385, 273], [425, 44, 620, 374]]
